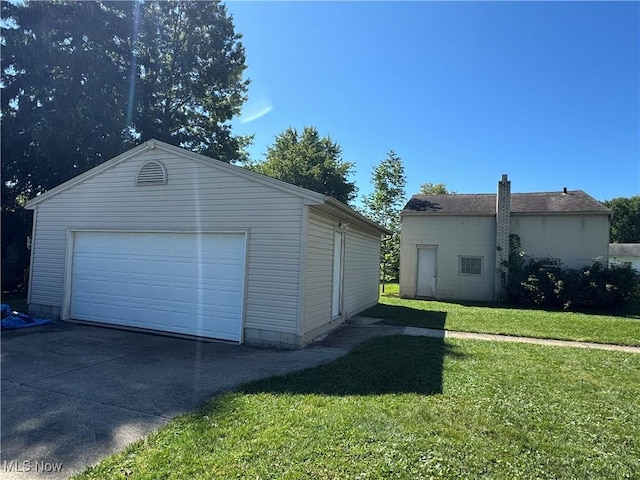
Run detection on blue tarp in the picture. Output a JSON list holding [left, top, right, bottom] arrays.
[[1, 304, 52, 330]]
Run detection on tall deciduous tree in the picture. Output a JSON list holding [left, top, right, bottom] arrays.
[[1, 1, 130, 201], [130, 1, 250, 161], [253, 126, 357, 204], [363, 151, 406, 285], [603, 196, 640, 243], [1, 0, 249, 289], [1, 0, 249, 199], [419, 182, 452, 194]]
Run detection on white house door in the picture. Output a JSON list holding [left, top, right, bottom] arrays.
[[332, 231, 344, 317], [416, 247, 437, 297]]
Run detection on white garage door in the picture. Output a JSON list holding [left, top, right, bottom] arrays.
[[70, 232, 245, 341]]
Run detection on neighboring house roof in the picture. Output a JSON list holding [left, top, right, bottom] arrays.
[[609, 243, 640, 257], [402, 191, 611, 216], [24, 139, 390, 235]]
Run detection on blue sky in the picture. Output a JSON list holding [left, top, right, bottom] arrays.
[[227, 1, 639, 204]]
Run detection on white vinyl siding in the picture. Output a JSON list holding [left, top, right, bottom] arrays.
[[28, 149, 305, 335], [331, 231, 344, 317], [303, 210, 335, 333], [343, 228, 381, 316], [302, 210, 382, 337]]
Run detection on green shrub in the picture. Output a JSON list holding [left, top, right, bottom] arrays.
[[502, 235, 638, 310]]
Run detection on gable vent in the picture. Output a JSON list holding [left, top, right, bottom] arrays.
[[136, 161, 167, 185]]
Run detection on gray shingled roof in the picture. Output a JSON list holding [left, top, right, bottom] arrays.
[[609, 243, 640, 257], [402, 190, 611, 215]]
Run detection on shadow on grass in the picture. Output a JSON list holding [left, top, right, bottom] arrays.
[[241, 335, 462, 396], [363, 304, 448, 327]]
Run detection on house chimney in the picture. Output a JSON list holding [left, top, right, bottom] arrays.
[[494, 174, 511, 302]]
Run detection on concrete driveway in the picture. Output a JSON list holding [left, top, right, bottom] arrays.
[[1, 320, 401, 479]]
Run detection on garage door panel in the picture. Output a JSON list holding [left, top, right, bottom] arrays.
[[171, 263, 195, 277], [217, 294, 244, 309], [110, 305, 130, 320], [70, 232, 245, 341], [108, 282, 130, 296], [208, 263, 244, 279]]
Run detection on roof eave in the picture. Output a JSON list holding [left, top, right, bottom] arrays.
[[322, 197, 392, 235], [401, 210, 611, 216], [401, 211, 495, 217], [24, 142, 154, 209], [24, 139, 329, 209], [511, 211, 611, 216]]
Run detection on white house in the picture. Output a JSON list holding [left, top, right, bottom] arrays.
[[24, 140, 388, 348], [400, 175, 611, 302]]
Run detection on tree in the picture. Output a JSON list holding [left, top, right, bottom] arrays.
[[1, 1, 130, 202], [1, 0, 249, 199], [130, 1, 250, 162], [1, 1, 249, 288], [419, 182, 452, 194], [603, 196, 640, 243], [253, 127, 357, 204], [363, 151, 406, 286]]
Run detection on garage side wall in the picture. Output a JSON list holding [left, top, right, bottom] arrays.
[[301, 210, 335, 341], [301, 209, 382, 345], [342, 227, 381, 317], [28, 149, 305, 344]]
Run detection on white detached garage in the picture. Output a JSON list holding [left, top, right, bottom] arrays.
[[25, 140, 388, 348]]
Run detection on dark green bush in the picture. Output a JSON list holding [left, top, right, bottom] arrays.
[[501, 235, 639, 310]]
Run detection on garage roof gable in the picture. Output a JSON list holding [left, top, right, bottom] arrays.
[[24, 139, 389, 235]]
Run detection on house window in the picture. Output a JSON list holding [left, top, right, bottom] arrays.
[[459, 256, 482, 276]]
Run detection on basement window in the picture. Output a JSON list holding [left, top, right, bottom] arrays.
[[459, 256, 483, 276], [136, 161, 167, 185]]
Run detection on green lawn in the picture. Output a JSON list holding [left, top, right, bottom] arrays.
[[75, 335, 640, 479], [366, 283, 640, 347]]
